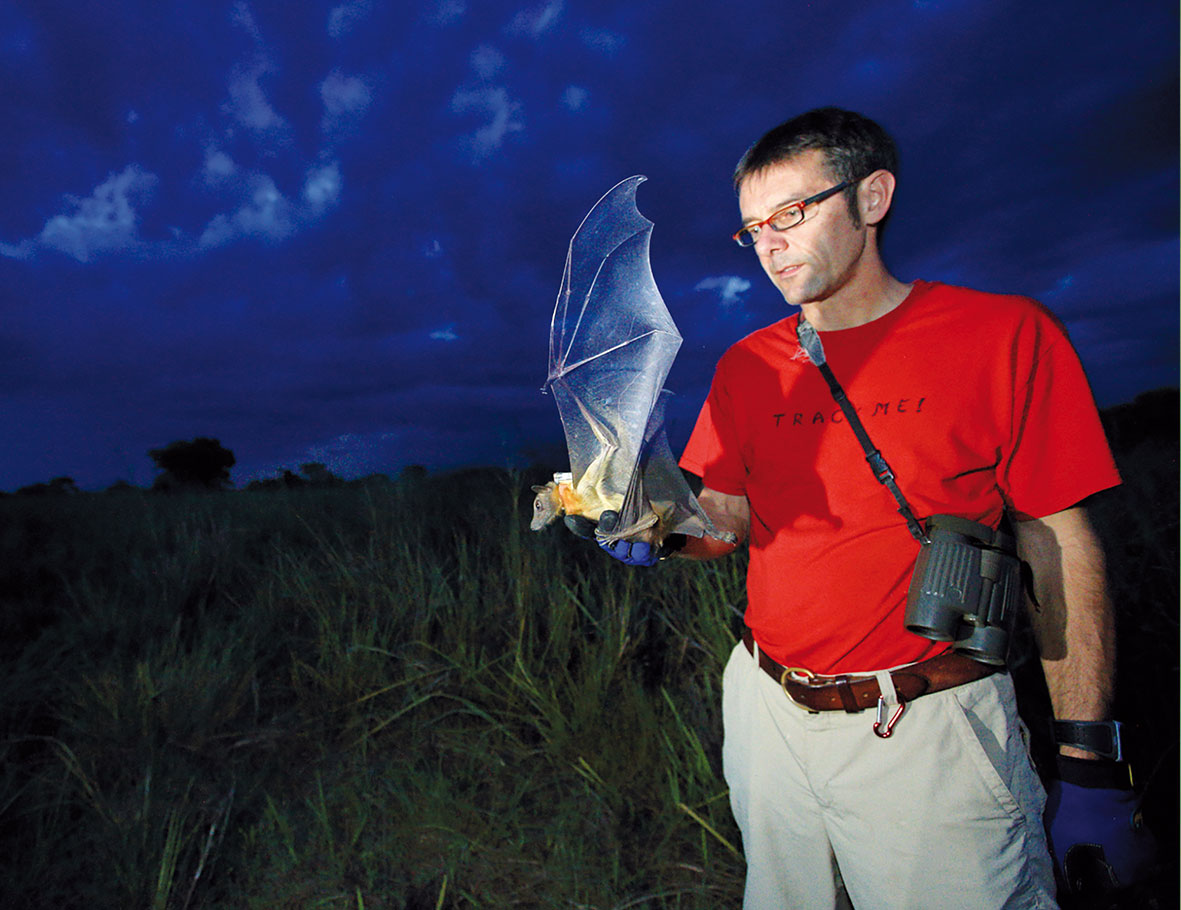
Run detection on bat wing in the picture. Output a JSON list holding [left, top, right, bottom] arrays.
[[545, 175, 733, 543], [612, 390, 730, 543]]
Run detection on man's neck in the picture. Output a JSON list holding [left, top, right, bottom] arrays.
[[798, 257, 911, 332]]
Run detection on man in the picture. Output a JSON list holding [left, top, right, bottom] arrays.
[[597, 109, 1152, 908]]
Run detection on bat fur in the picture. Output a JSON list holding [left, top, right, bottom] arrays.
[[531, 475, 664, 544]]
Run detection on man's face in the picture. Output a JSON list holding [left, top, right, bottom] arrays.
[[737, 149, 867, 308]]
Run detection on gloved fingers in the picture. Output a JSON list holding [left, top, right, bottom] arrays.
[[1046, 779, 1159, 892], [1061, 843, 1120, 895], [597, 536, 659, 567], [563, 514, 598, 539]]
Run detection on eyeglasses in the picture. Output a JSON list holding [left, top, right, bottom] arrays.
[[732, 180, 853, 247]]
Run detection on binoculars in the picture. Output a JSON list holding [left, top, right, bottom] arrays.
[[904, 515, 1023, 666]]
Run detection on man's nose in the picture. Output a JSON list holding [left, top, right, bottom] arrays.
[[754, 226, 786, 256]]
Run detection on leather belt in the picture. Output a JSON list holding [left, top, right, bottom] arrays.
[[741, 628, 998, 713]]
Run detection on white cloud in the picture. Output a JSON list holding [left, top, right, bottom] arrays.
[[451, 86, 525, 159], [199, 175, 294, 247], [423, 238, 444, 258], [430, 0, 467, 26], [0, 240, 33, 260], [234, 178, 292, 237], [508, 0, 564, 38], [225, 61, 285, 132], [38, 165, 158, 262], [1043, 273, 1075, 299], [471, 44, 506, 80], [230, 1, 263, 41], [320, 70, 372, 132], [303, 162, 342, 213], [430, 325, 459, 342], [203, 146, 237, 183], [199, 162, 341, 248], [327, 0, 372, 38], [6, 20, 354, 264], [561, 85, 589, 111], [320, 71, 371, 116], [580, 26, 624, 54], [695, 275, 752, 307], [198, 214, 237, 249]]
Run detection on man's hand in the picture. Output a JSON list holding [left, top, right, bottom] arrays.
[[1045, 756, 1158, 896], [562, 514, 597, 539], [595, 511, 661, 567], [599, 537, 661, 567]]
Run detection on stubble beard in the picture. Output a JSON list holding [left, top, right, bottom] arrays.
[[777, 235, 867, 310], [776, 265, 832, 309]]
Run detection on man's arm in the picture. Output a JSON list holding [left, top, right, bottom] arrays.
[[677, 487, 749, 560], [1020, 502, 1159, 890], [1015, 503, 1116, 758]]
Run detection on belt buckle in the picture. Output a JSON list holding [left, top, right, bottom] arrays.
[[779, 666, 822, 711]]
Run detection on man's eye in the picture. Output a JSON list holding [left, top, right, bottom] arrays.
[[770, 208, 799, 229]]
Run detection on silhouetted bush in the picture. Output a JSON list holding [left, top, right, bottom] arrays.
[[149, 437, 235, 490], [300, 462, 340, 486], [1100, 388, 1178, 452], [15, 476, 79, 496]]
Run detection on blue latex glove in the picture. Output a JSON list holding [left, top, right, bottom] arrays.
[[1045, 757, 1157, 895], [595, 511, 660, 567], [598, 537, 660, 567]]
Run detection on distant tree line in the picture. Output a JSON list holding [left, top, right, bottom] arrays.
[[7, 438, 348, 496], [244, 461, 343, 491], [5, 435, 430, 496], [5, 387, 1176, 497], [11, 476, 80, 497]]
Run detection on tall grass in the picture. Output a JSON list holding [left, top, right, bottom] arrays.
[[1, 474, 750, 908], [1, 406, 1175, 907]]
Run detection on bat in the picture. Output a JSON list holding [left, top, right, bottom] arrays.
[[532, 175, 735, 547]]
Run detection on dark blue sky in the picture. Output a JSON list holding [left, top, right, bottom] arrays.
[[1, 0, 1176, 490]]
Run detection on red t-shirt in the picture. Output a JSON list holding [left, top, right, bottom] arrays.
[[679, 280, 1120, 674]]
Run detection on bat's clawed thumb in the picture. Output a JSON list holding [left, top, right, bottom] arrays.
[[597, 510, 620, 534]]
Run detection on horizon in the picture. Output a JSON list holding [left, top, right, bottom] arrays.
[[6, 384, 1176, 495]]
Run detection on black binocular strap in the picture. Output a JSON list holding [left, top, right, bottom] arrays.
[[795, 317, 930, 544]]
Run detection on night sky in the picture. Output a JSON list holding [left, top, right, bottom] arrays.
[[1, 0, 1176, 491]]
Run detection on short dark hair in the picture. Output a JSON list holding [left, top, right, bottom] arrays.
[[733, 108, 899, 225]]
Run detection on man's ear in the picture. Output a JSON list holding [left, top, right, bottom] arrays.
[[859, 169, 896, 228]]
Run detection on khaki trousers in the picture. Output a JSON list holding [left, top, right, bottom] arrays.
[[722, 641, 1057, 909]]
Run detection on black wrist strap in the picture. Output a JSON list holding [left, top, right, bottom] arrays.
[[1054, 719, 1124, 762], [795, 317, 930, 544]]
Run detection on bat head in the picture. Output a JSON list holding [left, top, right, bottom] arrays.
[[530, 482, 563, 530]]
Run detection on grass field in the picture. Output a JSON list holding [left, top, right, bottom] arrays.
[[1, 392, 1176, 908]]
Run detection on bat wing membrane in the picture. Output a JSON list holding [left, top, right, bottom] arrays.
[[545, 176, 734, 544]]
